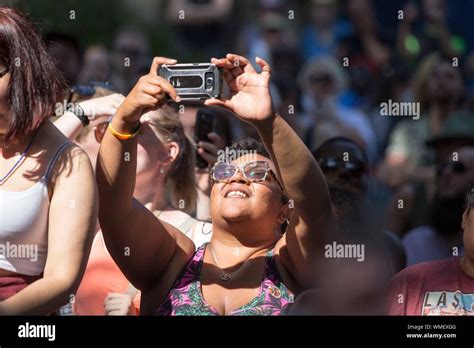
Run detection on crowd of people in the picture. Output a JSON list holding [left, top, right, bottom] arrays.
[[0, 0, 474, 316]]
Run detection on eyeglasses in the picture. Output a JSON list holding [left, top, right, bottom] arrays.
[[318, 157, 366, 176], [437, 161, 466, 175], [211, 161, 287, 199], [0, 68, 9, 78]]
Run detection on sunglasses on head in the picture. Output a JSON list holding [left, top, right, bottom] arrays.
[[67, 81, 113, 104], [211, 161, 288, 200], [318, 157, 366, 175]]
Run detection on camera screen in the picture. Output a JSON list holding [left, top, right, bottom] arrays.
[[169, 75, 203, 89]]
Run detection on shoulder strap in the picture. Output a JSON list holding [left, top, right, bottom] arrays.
[[264, 246, 281, 281], [44, 141, 72, 182]]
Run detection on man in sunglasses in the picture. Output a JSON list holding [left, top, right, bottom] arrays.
[[387, 187, 474, 315], [387, 112, 474, 237], [299, 137, 405, 315], [402, 146, 474, 266], [313, 136, 369, 209]]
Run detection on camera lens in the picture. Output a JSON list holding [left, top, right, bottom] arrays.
[[206, 77, 214, 86]]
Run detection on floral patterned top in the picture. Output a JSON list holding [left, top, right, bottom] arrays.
[[156, 243, 294, 315]]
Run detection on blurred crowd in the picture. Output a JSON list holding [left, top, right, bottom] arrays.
[[47, 0, 474, 255], [1, 0, 474, 316]]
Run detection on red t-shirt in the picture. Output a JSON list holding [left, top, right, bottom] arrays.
[[386, 257, 474, 315]]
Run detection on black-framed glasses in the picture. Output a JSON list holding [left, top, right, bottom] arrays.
[[318, 157, 366, 176], [437, 161, 466, 175], [0, 68, 9, 78], [211, 161, 287, 198]]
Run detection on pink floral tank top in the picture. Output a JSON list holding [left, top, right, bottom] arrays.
[[156, 243, 294, 315]]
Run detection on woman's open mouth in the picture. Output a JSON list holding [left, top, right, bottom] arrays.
[[225, 190, 249, 199], [223, 184, 251, 199]]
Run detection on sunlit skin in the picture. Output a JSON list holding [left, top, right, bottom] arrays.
[[77, 111, 173, 177], [0, 65, 97, 315], [68, 108, 192, 316], [136, 115, 170, 177], [96, 54, 336, 315], [0, 9, 99, 315], [211, 154, 285, 226], [77, 111, 178, 211]]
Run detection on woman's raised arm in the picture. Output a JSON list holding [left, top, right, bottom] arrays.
[[205, 54, 337, 288], [95, 57, 194, 291]]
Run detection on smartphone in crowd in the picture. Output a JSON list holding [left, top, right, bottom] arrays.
[[194, 109, 215, 168], [158, 63, 222, 102]]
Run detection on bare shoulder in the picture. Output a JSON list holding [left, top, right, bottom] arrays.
[[37, 122, 93, 196], [43, 121, 91, 169]]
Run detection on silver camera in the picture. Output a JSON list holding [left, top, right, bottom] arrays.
[[158, 63, 223, 102]]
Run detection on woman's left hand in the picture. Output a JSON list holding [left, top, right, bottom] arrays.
[[205, 54, 275, 126]]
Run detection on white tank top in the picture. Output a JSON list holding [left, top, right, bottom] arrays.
[[0, 142, 70, 276]]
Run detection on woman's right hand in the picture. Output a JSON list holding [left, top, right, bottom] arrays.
[[115, 57, 181, 129]]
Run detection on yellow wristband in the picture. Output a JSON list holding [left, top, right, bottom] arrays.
[[107, 122, 140, 140]]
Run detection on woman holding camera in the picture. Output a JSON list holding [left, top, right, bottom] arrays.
[[96, 53, 336, 315]]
